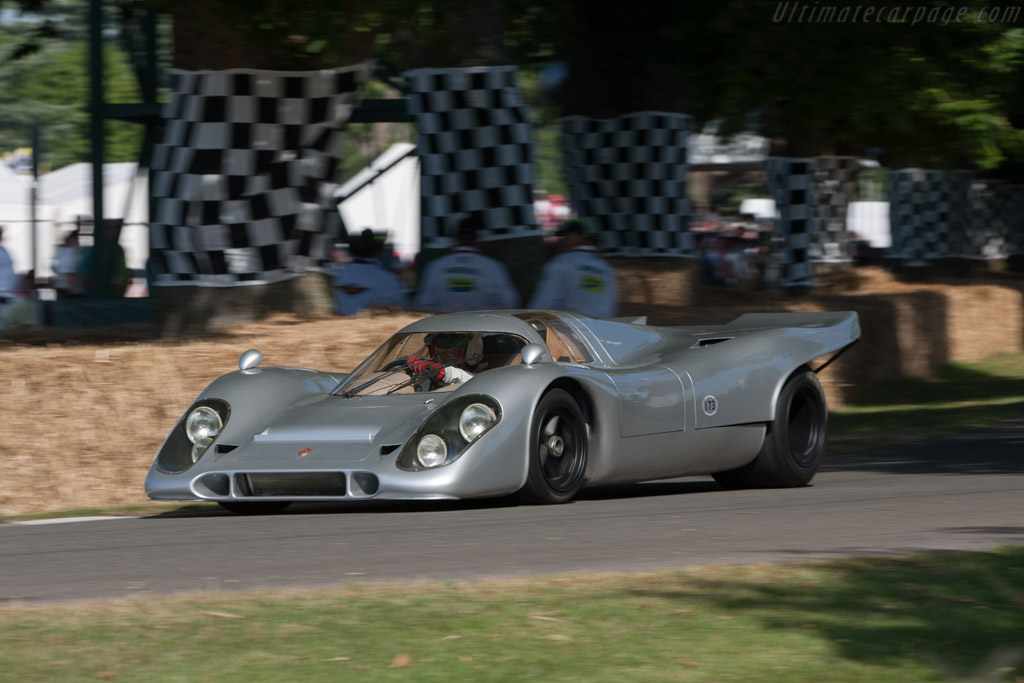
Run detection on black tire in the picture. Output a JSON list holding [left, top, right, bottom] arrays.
[[518, 389, 588, 504], [713, 368, 828, 489], [217, 501, 292, 515]]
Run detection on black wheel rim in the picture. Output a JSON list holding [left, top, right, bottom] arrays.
[[787, 385, 824, 467], [536, 404, 586, 493]]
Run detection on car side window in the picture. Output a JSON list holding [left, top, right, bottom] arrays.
[[514, 313, 594, 363]]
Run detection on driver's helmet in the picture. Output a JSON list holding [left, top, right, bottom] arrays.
[[424, 333, 481, 368]]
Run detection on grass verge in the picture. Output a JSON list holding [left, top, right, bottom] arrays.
[[827, 352, 1024, 454], [1, 549, 1022, 682]]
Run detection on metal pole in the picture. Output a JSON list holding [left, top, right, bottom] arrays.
[[89, 0, 108, 296], [29, 123, 38, 277]]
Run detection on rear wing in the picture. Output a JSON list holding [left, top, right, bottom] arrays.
[[724, 311, 859, 334], [721, 311, 861, 373]]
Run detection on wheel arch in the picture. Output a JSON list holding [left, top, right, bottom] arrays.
[[541, 378, 595, 428], [768, 362, 818, 423], [536, 377, 603, 486]]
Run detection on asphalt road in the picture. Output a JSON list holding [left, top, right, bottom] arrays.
[[2, 418, 1022, 603]]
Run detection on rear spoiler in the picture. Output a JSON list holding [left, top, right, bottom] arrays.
[[606, 315, 648, 325]]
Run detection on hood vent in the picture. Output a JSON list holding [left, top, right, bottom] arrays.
[[693, 337, 733, 348], [379, 444, 401, 456]]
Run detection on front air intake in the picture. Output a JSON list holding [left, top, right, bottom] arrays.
[[240, 472, 347, 497]]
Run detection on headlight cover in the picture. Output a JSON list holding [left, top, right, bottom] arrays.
[[186, 406, 222, 444], [397, 395, 501, 471], [416, 434, 447, 468], [154, 398, 231, 474], [459, 403, 497, 441]]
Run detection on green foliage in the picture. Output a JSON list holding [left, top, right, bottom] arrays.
[[337, 79, 415, 184], [0, 0, 143, 170], [710, 178, 769, 215], [829, 352, 1024, 454], [5, 0, 1024, 177], [516, 69, 565, 196]]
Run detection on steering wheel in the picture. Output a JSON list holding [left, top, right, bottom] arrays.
[[381, 357, 412, 374]]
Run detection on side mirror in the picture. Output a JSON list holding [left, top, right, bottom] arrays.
[[239, 349, 264, 370], [520, 343, 547, 366]]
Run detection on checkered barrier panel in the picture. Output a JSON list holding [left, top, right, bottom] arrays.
[[943, 171, 973, 258], [812, 156, 859, 262], [560, 112, 692, 256], [1002, 185, 1024, 256], [766, 157, 817, 286], [887, 169, 997, 264], [966, 180, 1007, 260], [403, 66, 541, 248], [149, 64, 369, 286]]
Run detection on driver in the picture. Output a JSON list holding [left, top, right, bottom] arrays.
[[407, 333, 481, 386]]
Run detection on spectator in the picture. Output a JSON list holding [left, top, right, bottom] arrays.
[[331, 229, 408, 316], [529, 218, 618, 319], [53, 228, 84, 296], [79, 219, 132, 297], [414, 215, 520, 312], [0, 270, 38, 330], [0, 225, 15, 304]]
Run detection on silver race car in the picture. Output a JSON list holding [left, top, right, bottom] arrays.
[[145, 310, 860, 513]]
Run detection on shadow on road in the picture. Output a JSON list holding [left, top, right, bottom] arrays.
[[141, 480, 725, 519], [577, 479, 721, 500], [825, 416, 1024, 475]]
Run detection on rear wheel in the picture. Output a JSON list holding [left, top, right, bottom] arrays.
[[517, 389, 588, 504], [713, 368, 827, 489], [217, 501, 292, 515]]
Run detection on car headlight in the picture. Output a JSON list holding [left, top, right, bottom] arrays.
[[154, 398, 231, 474], [191, 438, 214, 463], [459, 403, 497, 441], [416, 434, 447, 468], [186, 406, 222, 443], [397, 395, 501, 471]]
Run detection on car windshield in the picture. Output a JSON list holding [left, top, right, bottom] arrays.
[[336, 331, 530, 397]]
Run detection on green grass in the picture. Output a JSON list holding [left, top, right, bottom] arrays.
[[828, 352, 1024, 454], [1, 549, 1022, 682]]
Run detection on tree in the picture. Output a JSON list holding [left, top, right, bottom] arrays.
[[6, 0, 1024, 174], [1, 0, 144, 170]]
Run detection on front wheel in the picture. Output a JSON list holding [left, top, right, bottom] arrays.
[[217, 501, 292, 515], [713, 368, 828, 489], [517, 389, 588, 504]]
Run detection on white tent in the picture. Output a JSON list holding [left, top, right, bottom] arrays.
[[41, 162, 150, 272], [0, 163, 56, 276], [847, 201, 891, 248], [739, 197, 779, 220], [335, 143, 421, 262], [0, 162, 150, 278]]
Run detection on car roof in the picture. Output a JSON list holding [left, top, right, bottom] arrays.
[[397, 310, 550, 339]]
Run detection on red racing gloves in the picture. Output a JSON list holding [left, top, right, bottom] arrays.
[[407, 355, 446, 381]]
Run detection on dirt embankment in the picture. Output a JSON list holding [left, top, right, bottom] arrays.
[[1, 264, 1022, 516]]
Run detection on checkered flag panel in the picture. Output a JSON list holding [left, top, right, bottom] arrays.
[[966, 180, 1007, 260], [403, 66, 540, 247], [887, 169, 1007, 264], [560, 112, 693, 256], [149, 64, 369, 286], [766, 157, 817, 286], [1002, 185, 1024, 256], [813, 156, 858, 263]]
